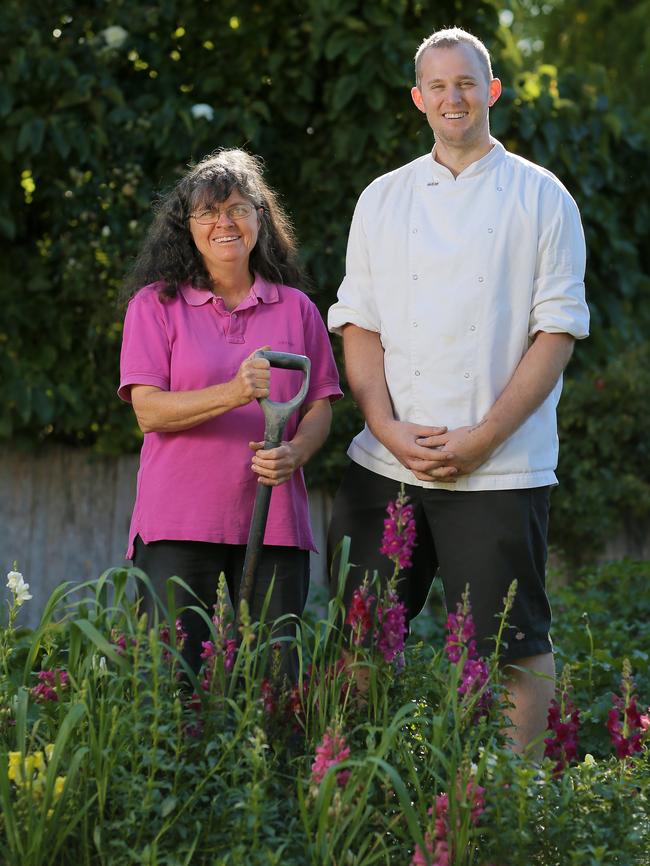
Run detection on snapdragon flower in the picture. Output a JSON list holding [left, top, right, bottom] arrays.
[[6, 570, 32, 606], [411, 780, 486, 866], [31, 669, 69, 703], [376, 590, 407, 663], [310, 725, 351, 787], [607, 661, 645, 759], [379, 488, 417, 570], [544, 693, 581, 775]]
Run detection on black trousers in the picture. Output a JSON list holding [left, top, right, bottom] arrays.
[[327, 462, 552, 660], [133, 536, 309, 675]]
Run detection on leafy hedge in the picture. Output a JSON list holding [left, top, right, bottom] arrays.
[[1, 1, 649, 559]]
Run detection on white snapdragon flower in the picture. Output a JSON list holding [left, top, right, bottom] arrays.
[[6, 570, 32, 606], [102, 25, 128, 49], [190, 103, 215, 121]]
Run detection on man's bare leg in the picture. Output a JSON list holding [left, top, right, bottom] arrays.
[[502, 652, 555, 756]]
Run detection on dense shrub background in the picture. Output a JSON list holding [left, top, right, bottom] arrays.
[[1, 0, 649, 560]]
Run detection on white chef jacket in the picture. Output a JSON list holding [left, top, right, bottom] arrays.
[[328, 140, 589, 491]]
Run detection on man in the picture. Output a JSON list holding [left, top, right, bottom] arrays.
[[327, 27, 589, 753]]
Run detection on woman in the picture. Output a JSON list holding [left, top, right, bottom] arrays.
[[118, 148, 342, 673]]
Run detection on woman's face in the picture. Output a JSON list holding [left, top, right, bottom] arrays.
[[189, 188, 260, 276]]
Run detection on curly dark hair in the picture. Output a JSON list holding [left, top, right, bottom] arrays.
[[123, 148, 306, 301]]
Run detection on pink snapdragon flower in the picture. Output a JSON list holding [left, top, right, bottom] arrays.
[[159, 618, 188, 663], [260, 678, 276, 715], [376, 591, 408, 663], [345, 583, 375, 645], [444, 608, 478, 664], [310, 726, 351, 787], [199, 637, 237, 690], [444, 598, 491, 713], [411, 781, 485, 866], [607, 661, 645, 760], [544, 694, 580, 775], [111, 629, 128, 655], [379, 488, 417, 570], [31, 669, 69, 703]]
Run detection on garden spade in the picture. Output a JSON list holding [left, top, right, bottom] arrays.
[[237, 349, 311, 622]]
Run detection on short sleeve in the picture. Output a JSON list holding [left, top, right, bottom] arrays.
[[303, 299, 343, 404], [529, 181, 590, 340], [118, 289, 171, 402], [328, 191, 381, 336]]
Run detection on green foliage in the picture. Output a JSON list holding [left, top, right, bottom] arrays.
[[550, 560, 650, 756], [1, 556, 649, 864], [505, 0, 650, 135], [551, 342, 650, 561]]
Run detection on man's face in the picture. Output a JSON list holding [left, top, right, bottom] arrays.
[[411, 43, 501, 151]]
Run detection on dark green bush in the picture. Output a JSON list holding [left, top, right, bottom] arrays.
[[551, 342, 650, 560]]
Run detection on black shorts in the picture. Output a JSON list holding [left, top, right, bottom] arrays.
[[133, 537, 309, 674], [327, 462, 552, 661]]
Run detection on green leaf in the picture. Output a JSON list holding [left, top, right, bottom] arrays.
[[330, 74, 359, 113], [17, 117, 46, 153], [161, 795, 178, 817], [71, 619, 129, 669]]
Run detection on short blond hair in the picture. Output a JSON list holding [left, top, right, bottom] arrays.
[[414, 27, 493, 85]]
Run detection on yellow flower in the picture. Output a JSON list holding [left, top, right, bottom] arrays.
[[53, 776, 66, 800], [8, 752, 22, 781], [45, 744, 55, 761], [33, 751, 45, 774]]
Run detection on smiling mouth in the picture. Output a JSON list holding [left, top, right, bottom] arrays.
[[212, 235, 241, 244], [442, 112, 468, 119]]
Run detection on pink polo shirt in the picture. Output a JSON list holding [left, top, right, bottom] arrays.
[[118, 275, 342, 558]]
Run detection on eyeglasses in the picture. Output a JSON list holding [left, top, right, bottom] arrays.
[[190, 203, 256, 224]]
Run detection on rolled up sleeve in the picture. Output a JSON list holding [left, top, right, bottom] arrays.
[[328, 194, 381, 335], [529, 183, 590, 339]]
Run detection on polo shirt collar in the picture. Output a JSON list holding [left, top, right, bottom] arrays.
[[419, 138, 506, 184], [179, 273, 280, 307]]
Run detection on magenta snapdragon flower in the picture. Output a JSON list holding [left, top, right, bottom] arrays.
[[543, 694, 580, 775], [380, 489, 417, 570], [31, 668, 69, 703], [345, 583, 375, 645], [444, 607, 478, 664], [443, 599, 491, 712], [199, 637, 237, 690], [159, 618, 188, 663], [310, 726, 351, 787], [607, 662, 645, 760], [376, 591, 408, 663], [411, 781, 485, 866], [607, 695, 644, 759]]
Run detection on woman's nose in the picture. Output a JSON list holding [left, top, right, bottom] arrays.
[[215, 210, 235, 226]]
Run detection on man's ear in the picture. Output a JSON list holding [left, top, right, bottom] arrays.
[[411, 85, 425, 113], [488, 78, 502, 107]]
